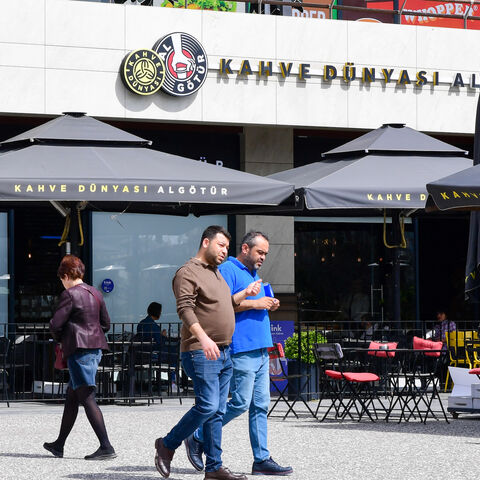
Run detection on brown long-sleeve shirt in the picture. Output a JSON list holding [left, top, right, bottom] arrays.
[[173, 257, 236, 352]]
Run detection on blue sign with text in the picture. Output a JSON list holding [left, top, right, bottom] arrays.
[[101, 278, 114, 293]]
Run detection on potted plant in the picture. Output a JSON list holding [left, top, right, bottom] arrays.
[[161, 0, 237, 11], [284, 330, 326, 401]]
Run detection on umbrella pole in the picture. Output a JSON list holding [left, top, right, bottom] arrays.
[[391, 211, 402, 329], [66, 202, 83, 258]]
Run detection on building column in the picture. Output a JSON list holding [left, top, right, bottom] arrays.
[[237, 127, 294, 296]]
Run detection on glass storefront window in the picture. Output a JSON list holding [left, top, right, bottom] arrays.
[[92, 213, 227, 328], [0, 213, 7, 335], [295, 219, 416, 334]]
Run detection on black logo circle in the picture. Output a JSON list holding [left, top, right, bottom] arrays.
[[121, 49, 165, 96], [153, 32, 208, 97]]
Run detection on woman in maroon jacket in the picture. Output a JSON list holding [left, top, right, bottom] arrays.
[[43, 255, 116, 460]]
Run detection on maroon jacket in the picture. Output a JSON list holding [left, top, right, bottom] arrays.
[[49, 283, 110, 358]]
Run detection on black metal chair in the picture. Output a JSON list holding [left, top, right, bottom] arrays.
[[313, 343, 385, 422], [312, 342, 353, 421], [125, 335, 181, 405], [386, 337, 449, 423]]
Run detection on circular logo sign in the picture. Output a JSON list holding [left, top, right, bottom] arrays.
[[101, 278, 114, 293], [153, 32, 208, 97], [121, 49, 165, 96]]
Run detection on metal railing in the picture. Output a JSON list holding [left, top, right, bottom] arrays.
[[289, 315, 478, 400], [85, 0, 480, 29], [1, 317, 476, 405], [0, 322, 191, 405]]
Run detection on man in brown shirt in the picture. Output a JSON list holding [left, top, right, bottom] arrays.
[[154, 225, 261, 480]]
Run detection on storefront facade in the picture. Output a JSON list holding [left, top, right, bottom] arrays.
[[0, 0, 479, 329]]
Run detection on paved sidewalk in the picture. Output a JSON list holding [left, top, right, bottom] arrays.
[[0, 398, 479, 480]]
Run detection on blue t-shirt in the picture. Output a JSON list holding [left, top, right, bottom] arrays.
[[218, 256, 273, 355]]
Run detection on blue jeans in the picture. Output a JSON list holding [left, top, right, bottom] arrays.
[[163, 346, 232, 472], [196, 348, 270, 462]]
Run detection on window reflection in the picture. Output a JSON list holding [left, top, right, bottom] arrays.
[[92, 213, 227, 325], [295, 220, 416, 335]]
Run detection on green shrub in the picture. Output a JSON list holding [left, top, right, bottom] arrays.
[[284, 330, 326, 365]]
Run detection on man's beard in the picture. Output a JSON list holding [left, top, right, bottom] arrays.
[[245, 256, 261, 271], [205, 248, 222, 266]]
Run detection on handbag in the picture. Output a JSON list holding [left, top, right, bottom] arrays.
[[54, 343, 68, 370]]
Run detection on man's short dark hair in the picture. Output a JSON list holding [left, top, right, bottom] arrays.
[[199, 225, 231, 248], [147, 302, 162, 318], [240, 231, 269, 249]]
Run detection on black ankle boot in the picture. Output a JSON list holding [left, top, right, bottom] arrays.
[[43, 442, 64, 458], [84, 446, 117, 460]]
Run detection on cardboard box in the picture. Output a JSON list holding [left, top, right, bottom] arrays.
[[33, 381, 67, 396], [448, 396, 473, 410], [471, 384, 480, 398]]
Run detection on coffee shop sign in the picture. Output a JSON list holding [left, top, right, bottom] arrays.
[[219, 59, 480, 88]]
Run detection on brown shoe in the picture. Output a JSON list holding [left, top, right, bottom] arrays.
[[154, 437, 175, 478], [204, 466, 247, 480]]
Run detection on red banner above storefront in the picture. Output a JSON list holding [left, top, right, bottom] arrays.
[[366, 0, 480, 29]]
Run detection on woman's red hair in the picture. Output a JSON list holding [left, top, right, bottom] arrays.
[[57, 255, 85, 280]]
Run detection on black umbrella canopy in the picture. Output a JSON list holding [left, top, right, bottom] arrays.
[[426, 166, 480, 210], [1, 112, 151, 147], [426, 97, 480, 301], [270, 124, 472, 210], [271, 123, 472, 326], [323, 123, 467, 158], [0, 113, 294, 212]]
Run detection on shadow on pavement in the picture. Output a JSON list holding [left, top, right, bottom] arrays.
[[0, 453, 53, 459], [63, 465, 199, 479], [64, 475, 156, 480], [106, 466, 198, 475], [106, 466, 156, 472]]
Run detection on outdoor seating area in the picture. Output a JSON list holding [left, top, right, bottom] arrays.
[[0, 322, 186, 405], [311, 340, 449, 424], [263, 318, 480, 424], [0, 318, 475, 425]]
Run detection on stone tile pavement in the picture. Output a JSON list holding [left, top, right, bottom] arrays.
[[0, 396, 479, 480]]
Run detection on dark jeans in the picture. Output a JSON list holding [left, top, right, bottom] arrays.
[[163, 346, 232, 472]]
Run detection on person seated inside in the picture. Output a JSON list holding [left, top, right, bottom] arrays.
[[136, 302, 163, 349], [432, 309, 456, 351], [358, 314, 379, 341]]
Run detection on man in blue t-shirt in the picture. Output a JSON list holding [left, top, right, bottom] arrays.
[[185, 231, 293, 476]]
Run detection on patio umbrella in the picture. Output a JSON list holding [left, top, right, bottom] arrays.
[[269, 124, 472, 325], [270, 124, 471, 211], [426, 96, 480, 301], [0, 112, 295, 258], [0, 113, 294, 213]]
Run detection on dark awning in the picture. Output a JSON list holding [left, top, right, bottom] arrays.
[[0, 112, 151, 147], [426, 166, 480, 210], [271, 155, 471, 210], [270, 124, 472, 210], [323, 123, 467, 158], [0, 113, 294, 211]]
